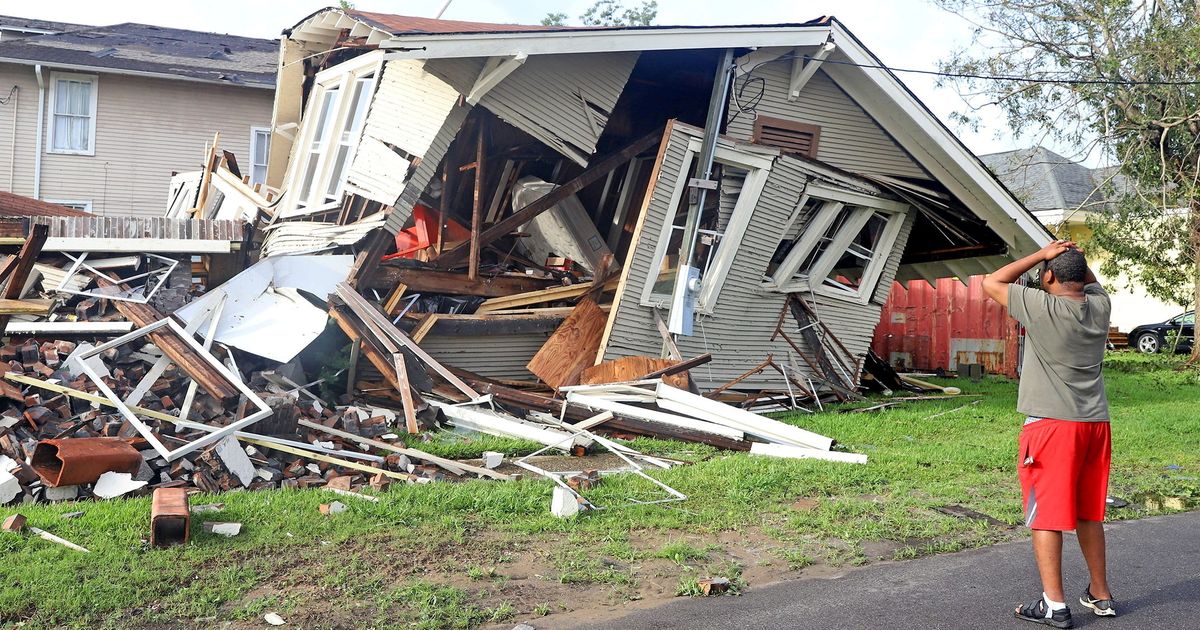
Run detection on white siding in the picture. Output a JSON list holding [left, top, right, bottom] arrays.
[[0, 63, 273, 217], [727, 60, 927, 180], [602, 124, 914, 390]]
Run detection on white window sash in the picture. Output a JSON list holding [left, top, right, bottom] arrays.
[[47, 72, 97, 156], [249, 126, 270, 186], [279, 50, 384, 219], [639, 138, 773, 314]]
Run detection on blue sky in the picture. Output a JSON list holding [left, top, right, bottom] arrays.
[[11, 0, 1076, 160]]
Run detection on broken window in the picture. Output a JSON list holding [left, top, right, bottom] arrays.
[[282, 52, 383, 218], [764, 183, 907, 303], [249, 127, 270, 186], [639, 139, 772, 314], [49, 72, 97, 155]]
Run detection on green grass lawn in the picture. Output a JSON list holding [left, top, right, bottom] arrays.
[[3, 352, 1199, 629]]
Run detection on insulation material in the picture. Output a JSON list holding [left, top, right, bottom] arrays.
[[511, 177, 613, 273], [261, 213, 387, 257], [175, 255, 353, 363], [471, 52, 640, 165]]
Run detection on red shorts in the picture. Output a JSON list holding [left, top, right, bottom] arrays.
[[1018, 418, 1111, 531]]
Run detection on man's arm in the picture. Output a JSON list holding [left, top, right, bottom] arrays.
[[982, 239, 1076, 307]]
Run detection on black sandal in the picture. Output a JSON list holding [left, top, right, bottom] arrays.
[[1015, 597, 1073, 628], [1080, 585, 1117, 617]]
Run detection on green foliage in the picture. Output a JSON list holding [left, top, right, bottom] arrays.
[[317, 342, 353, 401], [543, 1, 657, 27], [933, 1, 1200, 320]]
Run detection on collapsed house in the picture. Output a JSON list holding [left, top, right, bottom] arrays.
[[268, 9, 1050, 397], [0, 10, 1055, 515]]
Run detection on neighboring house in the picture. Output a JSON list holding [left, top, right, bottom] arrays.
[[0, 18, 276, 217], [265, 9, 1052, 390]]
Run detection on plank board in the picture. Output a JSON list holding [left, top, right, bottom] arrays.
[[526, 297, 607, 390], [579, 355, 690, 389]]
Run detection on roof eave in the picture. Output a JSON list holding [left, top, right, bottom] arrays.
[[377, 24, 834, 59], [0, 56, 275, 89]]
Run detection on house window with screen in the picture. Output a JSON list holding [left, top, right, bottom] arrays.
[[249, 127, 271, 186], [48, 72, 97, 155], [764, 183, 907, 304]]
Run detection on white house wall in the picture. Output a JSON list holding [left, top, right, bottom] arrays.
[[726, 60, 927, 180], [600, 123, 914, 390]]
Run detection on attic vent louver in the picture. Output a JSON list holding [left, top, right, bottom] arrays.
[[752, 115, 821, 159]]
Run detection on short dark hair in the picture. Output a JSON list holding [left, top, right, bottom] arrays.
[[1046, 249, 1087, 283]]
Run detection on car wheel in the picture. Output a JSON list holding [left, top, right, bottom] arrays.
[[1136, 332, 1161, 354]]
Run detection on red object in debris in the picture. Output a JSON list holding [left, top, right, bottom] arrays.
[[872, 275, 1021, 378], [150, 487, 190, 547], [385, 204, 472, 260], [30, 438, 143, 487]]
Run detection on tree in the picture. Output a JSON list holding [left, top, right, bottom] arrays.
[[933, 1, 1200, 359], [543, 1, 657, 27]]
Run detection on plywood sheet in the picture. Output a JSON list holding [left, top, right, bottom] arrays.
[[579, 355, 690, 389], [526, 298, 607, 389]]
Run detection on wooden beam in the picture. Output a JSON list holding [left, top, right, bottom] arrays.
[[0, 224, 48, 334], [0, 298, 52, 316], [409, 314, 440, 344], [94, 276, 240, 400], [704, 355, 774, 398], [392, 352, 419, 434], [638, 353, 712, 380], [468, 116, 486, 281], [437, 129, 664, 268], [476, 279, 618, 313], [364, 266, 556, 297]]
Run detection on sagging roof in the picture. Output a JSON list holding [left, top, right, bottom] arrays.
[[344, 9, 562, 36], [0, 191, 90, 217], [0, 22, 277, 88], [0, 14, 89, 35]]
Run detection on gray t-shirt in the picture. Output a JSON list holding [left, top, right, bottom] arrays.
[[1007, 282, 1110, 421]]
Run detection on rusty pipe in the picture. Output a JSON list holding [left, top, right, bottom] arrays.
[[31, 438, 142, 487], [150, 487, 190, 547]]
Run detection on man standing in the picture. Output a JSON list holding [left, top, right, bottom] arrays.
[[982, 239, 1116, 628]]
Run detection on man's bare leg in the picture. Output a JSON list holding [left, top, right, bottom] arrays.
[[1076, 519, 1112, 599], [1033, 529, 1065, 602]]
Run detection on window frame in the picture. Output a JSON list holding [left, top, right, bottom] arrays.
[[763, 181, 908, 305], [638, 137, 774, 314], [280, 51, 383, 218], [45, 199, 92, 213], [47, 71, 98, 156], [249, 126, 271, 186]]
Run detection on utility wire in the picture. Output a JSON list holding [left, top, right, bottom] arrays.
[[794, 54, 1200, 86]]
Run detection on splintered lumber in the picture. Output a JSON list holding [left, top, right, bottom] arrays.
[[898, 374, 962, 396], [704, 355, 774, 398], [0, 299, 53, 315], [365, 266, 555, 297], [29, 526, 89, 553], [526, 298, 607, 389], [580, 355, 692, 389], [0, 223, 48, 332], [476, 279, 619, 313], [437, 129, 664, 267], [93, 276, 239, 401], [639, 354, 712, 380], [392, 352, 419, 434], [297, 419, 512, 481], [237, 435, 412, 482], [654, 383, 834, 451], [334, 283, 480, 400]]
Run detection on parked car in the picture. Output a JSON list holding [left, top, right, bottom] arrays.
[[1129, 311, 1195, 354]]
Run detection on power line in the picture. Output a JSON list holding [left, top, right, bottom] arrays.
[[799, 54, 1200, 86]]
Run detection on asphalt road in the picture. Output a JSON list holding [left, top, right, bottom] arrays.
[[570, 512, 1200, 630]]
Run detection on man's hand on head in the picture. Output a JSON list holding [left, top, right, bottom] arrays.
[[1039, 239, 1077, 261]]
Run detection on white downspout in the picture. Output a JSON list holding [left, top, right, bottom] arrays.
[[33, 64, 44, 199]]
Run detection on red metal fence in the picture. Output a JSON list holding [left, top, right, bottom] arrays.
[[872, 275, 1021, 378]]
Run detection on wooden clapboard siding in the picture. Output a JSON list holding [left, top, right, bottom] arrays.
[[601, 125, 914, 390], [0, 64, 272, 217], [726, 62, 927, 179]]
